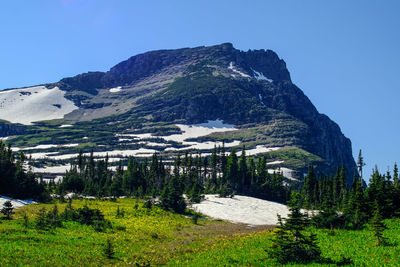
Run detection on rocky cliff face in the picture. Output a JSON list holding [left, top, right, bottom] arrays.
[[0, 121, 26, 137], [2, 43, 358, 182]]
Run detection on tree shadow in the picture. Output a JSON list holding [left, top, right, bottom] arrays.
[[316, 255, 353, 266]]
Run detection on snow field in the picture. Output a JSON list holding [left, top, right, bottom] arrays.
[[0, 196, 36, 208], [32, 164, 71, 173], [237, 145, 280, 156], [13, 143, 79, 152], [0, 86, 78, 125], [117, 120, 239, 152], [191, 194, 290, 225]]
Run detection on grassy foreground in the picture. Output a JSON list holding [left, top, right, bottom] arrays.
[[0, 199, 399, 266]]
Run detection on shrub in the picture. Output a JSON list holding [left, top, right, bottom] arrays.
[[60, 204, 111, 232], [103, 238, 115, 259], [192, 213, 200, 225], [115, 206, 125, 218], [1, 200, 14, 220], [311, 208, 345, 229], [35, 207, 49, 230], [144, 199, 153, 209]]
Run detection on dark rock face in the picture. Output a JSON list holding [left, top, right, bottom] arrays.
[[0, 121, 26, 137], [51, 43, 357, 180], [55, 43, 291, 92]]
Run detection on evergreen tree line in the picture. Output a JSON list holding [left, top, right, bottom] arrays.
[[0, 141, 48, 201], [299, 163, 400, 229], [55, 146, 291, 204]]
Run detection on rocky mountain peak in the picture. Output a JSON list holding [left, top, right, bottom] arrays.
[[0, 43, 358, 184], [56, 43, 292, 95]]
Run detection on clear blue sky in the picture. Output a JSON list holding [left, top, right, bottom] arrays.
[[1, 0, 399, 181]]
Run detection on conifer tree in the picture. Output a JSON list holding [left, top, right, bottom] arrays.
[[394, 163, 399, 188], [1, 200, 14, 220], [160, 175, 186, 213], [209, 146, 218, 190], [47, 204, 62, 228], [268, 192, 321, 264], [226, 148, 239, 191], [302, 165, 317, 208], [370, 201, 387, 246], [357, 149, 365, 179], [239, 145, 248, 191], [104, 238, 115, 259], [346, 177, 367, 229]]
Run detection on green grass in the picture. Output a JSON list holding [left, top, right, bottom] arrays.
[[0, 199, 268, 266], [168, 219, 400, 266], [1, 199, 399, 266]]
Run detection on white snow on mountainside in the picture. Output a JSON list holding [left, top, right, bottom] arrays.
[[0, 86, 78, 125], [0, 196, 36, 208], [191, 194, 290, 225], [109, 86, 122, 93], [228, 62, 250, 78], [116, 119, 239, 151], [252, 68, 274, 83]]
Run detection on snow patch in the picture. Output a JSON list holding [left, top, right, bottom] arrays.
[[237, 145, 281, 156], [0, 86, 78, 125], [0, 196, 36, 208], [13, 143, 79, 151], [165, 140, 240, 152], [59, 124, 73, 128], [191, 194, 289, 225], [43, 176, 63, 184], [138, 141, 171, 147], [117, 133, 153, 140], [33, 164, 71, 173], [109, 86, 122, 93], [252, 69, 273, 83], [268, 167, 296, 180], [163, 120, 237, 143], [267, 160, 284, 165], [47, 148, 158, 160], [118, 120, 236, 142], [228, 62, 250, 78], [258, 94, 265, 106], [27, 152, 59, 159]]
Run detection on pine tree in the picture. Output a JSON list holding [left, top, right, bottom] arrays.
[[209, 146, 218, 191], [226, 148, 239, 191], [346, 177, 367, 229], [357, 149, 366, 179], [35, 207, 48, 230], [103, 238, 115, 259], [302, 165, 317, 208], [239, 145, 248, 192], [394, 163, 399, 188], [1, 200, 14, 220], [267, 192, 321, 264], [188, 181, 202, 204], [47, 205, 62, 228], [370, 201, 387, 246], [160, 175, 186, 213]]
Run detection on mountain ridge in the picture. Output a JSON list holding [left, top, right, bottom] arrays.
[[0, 43, 358, 183]]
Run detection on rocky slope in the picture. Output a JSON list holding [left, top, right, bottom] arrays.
[[0, 43, 357, 182]]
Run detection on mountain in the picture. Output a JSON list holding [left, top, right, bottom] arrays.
[[0, 43, 357, 183]]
